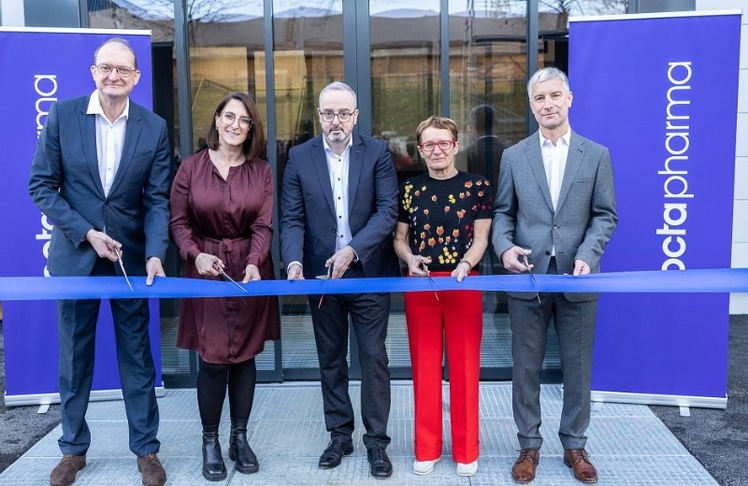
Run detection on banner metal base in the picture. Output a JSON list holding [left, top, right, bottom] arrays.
[[592, 390, 727, 410], [4, 386, 166, 408]]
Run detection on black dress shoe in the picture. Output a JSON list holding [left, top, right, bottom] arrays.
[[318, 440, 353, 469], [367, 446, 393, 478]]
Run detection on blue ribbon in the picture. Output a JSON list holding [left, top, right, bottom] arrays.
[[0, 268, 746, 300]]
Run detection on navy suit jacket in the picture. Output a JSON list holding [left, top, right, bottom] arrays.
[[28, 96, 171, 277], [280, 133, 400, 279]]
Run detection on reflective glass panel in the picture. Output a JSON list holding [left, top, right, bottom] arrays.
[[273, 0, 346, 374]]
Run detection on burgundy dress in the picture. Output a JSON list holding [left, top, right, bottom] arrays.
[[169, 150, 280, 364]]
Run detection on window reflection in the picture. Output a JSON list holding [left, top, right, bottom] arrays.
[[370, 2, 439, 185], [272, 0, 345, 374]]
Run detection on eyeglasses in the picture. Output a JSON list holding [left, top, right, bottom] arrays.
[[220, 111, 253, 130], [95, 64, 136, 79], [318, 110, 355, 123], [418, 140, 456, 153]]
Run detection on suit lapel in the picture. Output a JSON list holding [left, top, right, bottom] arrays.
[[556, 131, 583, 211], [80, 109, 105, 198], [310, 136, 336, 215], [347, 134, 363, 214], [109, 104, 141, 195], [523, 134, 554, 211]]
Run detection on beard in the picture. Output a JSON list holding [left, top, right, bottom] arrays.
[[325, 126, 348, 143]]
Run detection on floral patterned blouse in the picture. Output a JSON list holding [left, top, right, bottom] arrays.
[[398, 171, 493, 272]]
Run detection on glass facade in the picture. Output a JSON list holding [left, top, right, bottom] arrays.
[[60, 0, 629, 386]]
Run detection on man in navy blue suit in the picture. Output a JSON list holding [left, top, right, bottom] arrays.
[[280, 81, 400, 479], [28, 38, 170, 486]]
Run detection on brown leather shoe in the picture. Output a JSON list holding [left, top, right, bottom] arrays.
[[511, 448, 539, 483], [563, 448, 598, 483], [137, 453, 167, 486], [50, 454, 86, 486]]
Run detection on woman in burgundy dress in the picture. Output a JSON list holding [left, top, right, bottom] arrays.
[[169, 92, 280, 481]]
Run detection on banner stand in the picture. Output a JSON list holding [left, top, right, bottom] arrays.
[[569, 10, 741, 409], [0, 27, 162, 406]]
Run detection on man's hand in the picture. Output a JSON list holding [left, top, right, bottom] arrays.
[[145, 257, 165, 286], [287, 262, 304, 280], [86, 229, 119, 261], [573, 259, 590, 276], [501, 246, 533, 274], [326, 246, 356, 279]]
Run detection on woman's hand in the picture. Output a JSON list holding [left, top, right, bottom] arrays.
[[195, 253, 222, 276], [408, 254, 432, 277], [243, 264, 261, 283]]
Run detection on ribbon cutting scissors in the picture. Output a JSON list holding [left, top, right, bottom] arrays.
[[213, 261, 248, 294], [418, 258, 439, 301], [522, 253, 541, 303], [113, 246, 134, 293], [315, 264, 333, 309]]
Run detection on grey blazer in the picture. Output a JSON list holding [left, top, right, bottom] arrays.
[[492, 130, 617, 302], [28, 96, 171, 277]]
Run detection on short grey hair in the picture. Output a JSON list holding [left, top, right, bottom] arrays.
[[94, 37, 138, 69], [527, 67, 570, 98], [319, 81, 358, 109]]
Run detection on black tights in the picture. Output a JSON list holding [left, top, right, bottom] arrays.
[[197, 358, 257, 426]]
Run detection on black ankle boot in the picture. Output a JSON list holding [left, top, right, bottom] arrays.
[[229, 418, 259, 474], [202, 424, 227, 481]]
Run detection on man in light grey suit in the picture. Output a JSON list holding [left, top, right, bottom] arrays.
[[492, 67, 617, 484], [28, 38, 170, 486]]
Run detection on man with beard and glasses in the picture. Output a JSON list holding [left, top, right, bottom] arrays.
[[280, 81, 400, 479]]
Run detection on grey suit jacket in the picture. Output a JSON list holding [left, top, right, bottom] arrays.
[[279, 133, 400, 279], [28, 96, 171, 277], [492, 130, 617, 301]]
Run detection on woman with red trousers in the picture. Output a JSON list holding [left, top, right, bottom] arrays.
[[394, 116, 492, 478]]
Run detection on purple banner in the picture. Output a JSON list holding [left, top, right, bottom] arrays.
[[569, 12, 741, 403], [0, 28, 161, 402]]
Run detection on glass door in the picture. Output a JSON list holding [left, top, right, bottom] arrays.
[[272, 0, 347, 380]]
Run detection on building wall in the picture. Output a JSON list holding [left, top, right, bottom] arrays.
[[695, 0, 747, 314]]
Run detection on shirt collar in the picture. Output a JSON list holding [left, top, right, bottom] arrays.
[[86, 90, 130, 122], [539, 128, 570, 148], [322, 136, 353, 157]]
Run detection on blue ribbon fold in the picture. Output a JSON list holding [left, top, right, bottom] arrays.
[[0, 268, 746, 300]]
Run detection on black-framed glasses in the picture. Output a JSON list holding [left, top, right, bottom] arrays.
[[95, 64, 136, 79], [318, 110, 355, 122], [220, 111, 253, 130], [418, 140, 456, 153]]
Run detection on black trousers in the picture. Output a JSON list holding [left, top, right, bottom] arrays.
[[308, 266, 391, 450]]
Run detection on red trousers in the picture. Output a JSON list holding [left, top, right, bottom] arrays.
[[405, 272, 483, 463]]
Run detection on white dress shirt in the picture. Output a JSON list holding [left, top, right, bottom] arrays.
[[539, 129, 570, 211], [87, 91, 129, 197], [540, 129, 570, 257], [323, 137, 354, 252]]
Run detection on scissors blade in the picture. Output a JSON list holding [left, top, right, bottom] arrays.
[[218, 267, 248, 294], [418, 259, 439, 301], [114, 247, 134, 293], [522, 253, 541, 303], [426, 274, 439, 301]]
